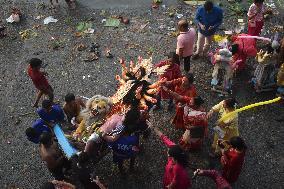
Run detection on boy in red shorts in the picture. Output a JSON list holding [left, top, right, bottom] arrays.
[[28, 58, 54, 108]]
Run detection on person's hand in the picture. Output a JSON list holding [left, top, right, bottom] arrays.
[[159, 77, 167, 84], [92, 176, 101, 183], [166, 184, 173, 189], [194, 169, 203, 176], [162, 86, 169, 92], [146, 120, 153, 129], [199, 23, 205, 30], [132, 146, 140, 152], [206, 110, 214, 119], [92, 176, 107, 189], [217, 121, 226, 128], [208, 26, 214, 31], [263, 51, 270, 58]]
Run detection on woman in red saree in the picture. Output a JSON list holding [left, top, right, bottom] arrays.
[[155, 52, 182, 110], [180, 96, 208, 151], [148, 121, 191, 189], [163, 73, 197, 129], [221, 136, 247, 183]]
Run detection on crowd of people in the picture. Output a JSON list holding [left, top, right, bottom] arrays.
[[21, 0, 284, 188]]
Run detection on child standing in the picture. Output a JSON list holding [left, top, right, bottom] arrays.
[[28, 58, 54, 108], [247, 0, 271, 36], [176, 19, 196, 72]]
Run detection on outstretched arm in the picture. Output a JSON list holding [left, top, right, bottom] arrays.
[[147, 121, 175, 148], [162, 86, 183, 101]]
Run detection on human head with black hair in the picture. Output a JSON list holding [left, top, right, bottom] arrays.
[[29, 58, 42, 70], [182, 73, 194, 87], [25, 127, 38, 139], [167, 52, 180, 65], [178, 19, 189, 32], [122, 107, 140, 134], [40, 182, 55, 189], [39, 132, 53, 147], [42, 99, 53, 113], [191, 96, 204, 108], [204, 1, 214, 12], [254, 0, 264, 7], [224, 98, 237, 110], [78, 151, 90, 167], [231, 44, 239, 55], [229, 136, 247, 151], [168, 145, 188, 167], [265, 44, 274, 54], [65, 93, 75, 103]]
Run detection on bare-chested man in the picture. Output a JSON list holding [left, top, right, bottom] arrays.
[[39, 132, 70, 180], [63, 93, 85, 123]]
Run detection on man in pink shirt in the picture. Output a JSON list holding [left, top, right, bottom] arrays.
[[176, 19, 196, 72]]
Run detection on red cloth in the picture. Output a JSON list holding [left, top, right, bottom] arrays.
[[183, 107, 208, 131], [156, 61, 182, 99], [233, 34, 257, 57], [231, 34, 257, 70], [199, 170, 232, 189], [248, 20, 264, 37], [169, 79, 197, 129], [179, 107, 208, 151], [221, 148, 245, 183], [161, 135, 191, 189], [27, 65, 49, 90]]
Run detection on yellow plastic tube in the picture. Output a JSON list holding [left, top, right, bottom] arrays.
[[218, 97, 282, 123]]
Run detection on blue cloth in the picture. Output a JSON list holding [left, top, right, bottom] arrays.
[[53, 124, 77, 159], [195, 5, 223, 36], [108, 135, 138, 163], [27, 119, 51, 144], [37, 104, 65, 123]]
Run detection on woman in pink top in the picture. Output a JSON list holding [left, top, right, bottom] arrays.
[[148, 121, 191, 189], [176, 19, 196, 72], [247, 0, 271, 36]]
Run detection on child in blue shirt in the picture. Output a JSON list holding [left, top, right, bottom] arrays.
[[26, 118, 51, 144], [37, 100, 65, 126]]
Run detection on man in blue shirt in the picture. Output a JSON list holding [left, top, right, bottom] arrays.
[[26, 118, 51, 144], [193, 1, 223, 59], [37, 99, 65, 126]]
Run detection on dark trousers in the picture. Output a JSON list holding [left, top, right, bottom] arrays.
[[183, 56, 191, 72]]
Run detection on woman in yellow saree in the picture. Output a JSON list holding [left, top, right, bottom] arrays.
[[207, 98, 239, 156]]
